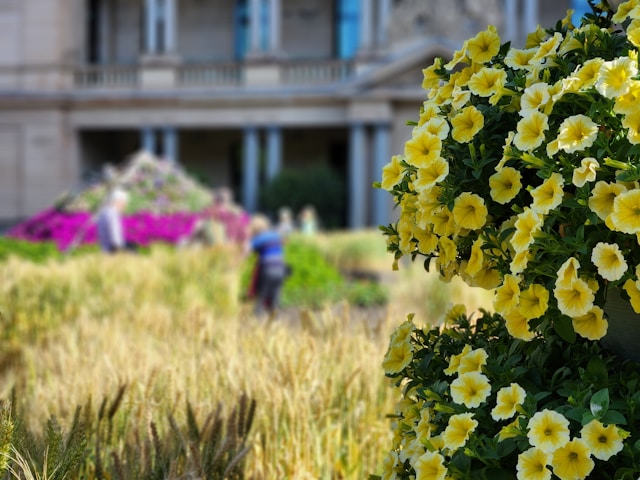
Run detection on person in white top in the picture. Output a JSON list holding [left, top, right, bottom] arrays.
[[97, 189, 129, 253]]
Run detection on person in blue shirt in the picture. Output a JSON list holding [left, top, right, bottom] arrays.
[[248, 214, 287, 315]]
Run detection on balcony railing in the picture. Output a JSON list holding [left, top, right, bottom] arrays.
[[70, 59, 355, 90], [74, 65, 139, 88], [177, 63, 243, 87], [281, 60, 354, 85]]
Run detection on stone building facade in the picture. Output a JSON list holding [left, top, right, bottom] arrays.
[[0, 0, 571, 227]]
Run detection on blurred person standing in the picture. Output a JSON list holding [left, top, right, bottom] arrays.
[[248, 215, 286, 316], [299, 205, 318, 235], [277, 206, 295, 240], [97, 188, 129, 253]]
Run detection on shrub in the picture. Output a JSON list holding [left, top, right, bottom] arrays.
[[0, 237, 61, 263], [242, 236, 345, 309], [259, 165, 346, 229]]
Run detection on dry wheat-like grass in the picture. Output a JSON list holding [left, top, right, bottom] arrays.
[[0, 236, 493, 479]]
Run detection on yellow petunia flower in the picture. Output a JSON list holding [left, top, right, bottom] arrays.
[[573, 58, 604, 89], [404, 130, 443, 168], [466, 264, 502, 289], [444, 42, 469, 70], [530, 32, 563, 64], [525, 25, 548, 48], [613, 79, 640, 115], [419, 101, 439, 124], [520, 82, 551, 115], [413, 226, 438, 255], [494, 274, 521, 315], [589, 181, 627, 220], [381, 155, 405, 191], [609, 189, 640, 234], [624, 278, 640, 313], [430, 207, 456, 237], [381, 450, 399, 480], [438, 236, 457, 267], [622, 108, 640, 144], [518, 283, 549, 320], [422, 58, 444, 90], [591, 241, 628, 281], [511, 208, 543, 252], [556, 257, 580, 287], [450, 372, 491, 408], [514, 111, 549, 152], [551, 438, 594, 480], [413, 450, 447, 480], [580, 419, 624, 461], [489, 167, 522, 205], [451, 87, 472, 110], [504, 309, 536, 341], [458, 347, 488, 374], [444, 344, 472, 376], [442, 413, 478, 451], [517, 447, 552, 480], [556, 114, 598, 153], [468, 67, 507, 97], [572, 157, 599, 187], [553, 278, 595, 318], [466, 25, 500, 64], [451, 105, 484, 143], [505, 47, 537, 70], [465, 238, 484, 277], [613, 0, 640, 23], [572, 305, 608, 340], [527, 409, 570, 453], [530, 173, 564, 215], [418, 117, 450, 140], [628, 18, 640, 47], [382, 340, 414, 374], [491, 383, 527, 421], [413, 158, 450, 192], [452, 192, 488, 230], [596, 56, 638, 99]]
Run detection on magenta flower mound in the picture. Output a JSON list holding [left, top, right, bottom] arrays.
[[7, 208, 201, 251]]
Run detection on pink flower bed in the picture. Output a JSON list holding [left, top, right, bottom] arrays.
[[8, 208, 202, 251]]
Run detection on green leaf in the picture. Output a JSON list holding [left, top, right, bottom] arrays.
[[590, 388, 610, 419], [553, 316, 576, 343], [585, 357, 608, 387], [600, 410, 627, 426]]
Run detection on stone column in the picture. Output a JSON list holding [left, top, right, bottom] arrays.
[[372, 123, 391, 227], [163, 127, 178, 163], [266, 126, 282, 181], [348, 123, 366, 229], [249, 0, 262, 54], [141, 127, 156, 154], [358, 0, 373, 53], [98, 0, 110, 63], [523, 0, 539, 39], [163, 0, 177, 53], [376, 0, 391, 49], [269, 0, 282, 55], [243, 127, 260, 212], [504, 0, 517, 44], [145, 0, 158, 54]]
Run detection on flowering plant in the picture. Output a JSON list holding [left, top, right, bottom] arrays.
[[379, 0, 640, 343], [376, 307, 640, 480]]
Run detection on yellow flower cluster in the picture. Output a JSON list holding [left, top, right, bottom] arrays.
[[381, 315, 627, 480], [381, 0, 640, 342]]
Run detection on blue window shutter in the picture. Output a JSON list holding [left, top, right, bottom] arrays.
[[337, 0, 359, 59], [571, 0, 591, 26], [260, 0, 270, 52], [235, 0, 249, 59]]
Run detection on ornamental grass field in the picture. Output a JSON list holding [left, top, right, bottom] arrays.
[[0, 231, 491, 479]]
